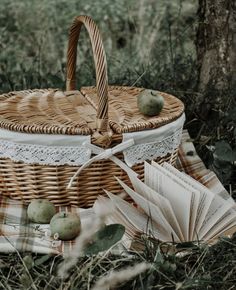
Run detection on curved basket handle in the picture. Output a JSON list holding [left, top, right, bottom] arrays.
[[66, 15, 108, 133]]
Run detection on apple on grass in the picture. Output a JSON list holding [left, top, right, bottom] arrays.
[[50, 211, 81, 241], [27, 199, 56, 224]]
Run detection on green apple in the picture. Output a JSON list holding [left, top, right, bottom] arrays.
[[27, 199, 56, 224], [50, 212, 81, 241], [137, 89, 164, 116]]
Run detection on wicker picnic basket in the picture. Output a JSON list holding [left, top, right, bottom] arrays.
[[0, 15, 185, 207]]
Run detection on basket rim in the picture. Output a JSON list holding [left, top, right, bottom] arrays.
[[0, 86, 184, 136]]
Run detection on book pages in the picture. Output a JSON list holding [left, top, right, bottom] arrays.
[[163, 162, 236, 238], [93, 196, 143, 250], [161, 162, 215, 237], [105, 191, 166, 240], [210, 221, 236, 241], [147, 162, 192, 240], [203, 208, 236, 240], [116, 178, 180, 242], [198, 195, 235, 239], [125, 169, 184, 241], [196, 171, 235, 205], [145, 162, 200, 240], [94, 162, 236, 245]]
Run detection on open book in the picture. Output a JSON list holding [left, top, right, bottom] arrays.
[[94, 161, 236, 246]]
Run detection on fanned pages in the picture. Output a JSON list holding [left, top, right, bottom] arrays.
[[145, 162, 199, 240], [95, 162, 236, 246], [144, 162, 192, 240], [119, 172, 184, 241], [161, 162, 236, 239], [151, 161, 215, 239], [115, 179, 180, 242]]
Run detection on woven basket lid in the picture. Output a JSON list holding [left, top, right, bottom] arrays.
[[0, 16, 184, 146]]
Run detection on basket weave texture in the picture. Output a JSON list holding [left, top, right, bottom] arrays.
[[0, 16, 184, 207]]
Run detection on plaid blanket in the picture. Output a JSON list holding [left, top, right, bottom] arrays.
[[0, 130, 234, 254]]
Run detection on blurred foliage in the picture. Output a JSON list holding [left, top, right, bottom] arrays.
[[0, 0, 197, 92]]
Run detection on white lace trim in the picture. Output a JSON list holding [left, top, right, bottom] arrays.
[[0, 128, 182, 167], [0, 140, 91, 166], [0, 115, 185, 166], [123, 128, 183, 167]]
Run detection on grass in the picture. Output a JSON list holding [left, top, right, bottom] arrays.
[[0, 0, 197, 93], [0, 235, 236, 289], [0, 0, 236, 289]]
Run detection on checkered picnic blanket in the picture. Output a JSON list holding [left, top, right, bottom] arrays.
[[0, 130, 233, 254]]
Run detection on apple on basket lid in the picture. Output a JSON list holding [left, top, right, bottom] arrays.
[[137, 89, 164, 116]]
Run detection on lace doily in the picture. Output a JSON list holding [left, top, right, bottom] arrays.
[[123, 128, 183, 167], [0, 140, 91, 166]]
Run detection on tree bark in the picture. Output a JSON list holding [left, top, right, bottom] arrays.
[[196, 0, 236, 111]]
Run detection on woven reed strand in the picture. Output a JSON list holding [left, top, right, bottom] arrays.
[[0, 87, 184, 136], [0, 150, 178, 207], [66, 15, 108, 132]]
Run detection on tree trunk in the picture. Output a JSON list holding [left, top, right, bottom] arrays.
[[196, 0, 236, 111]]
